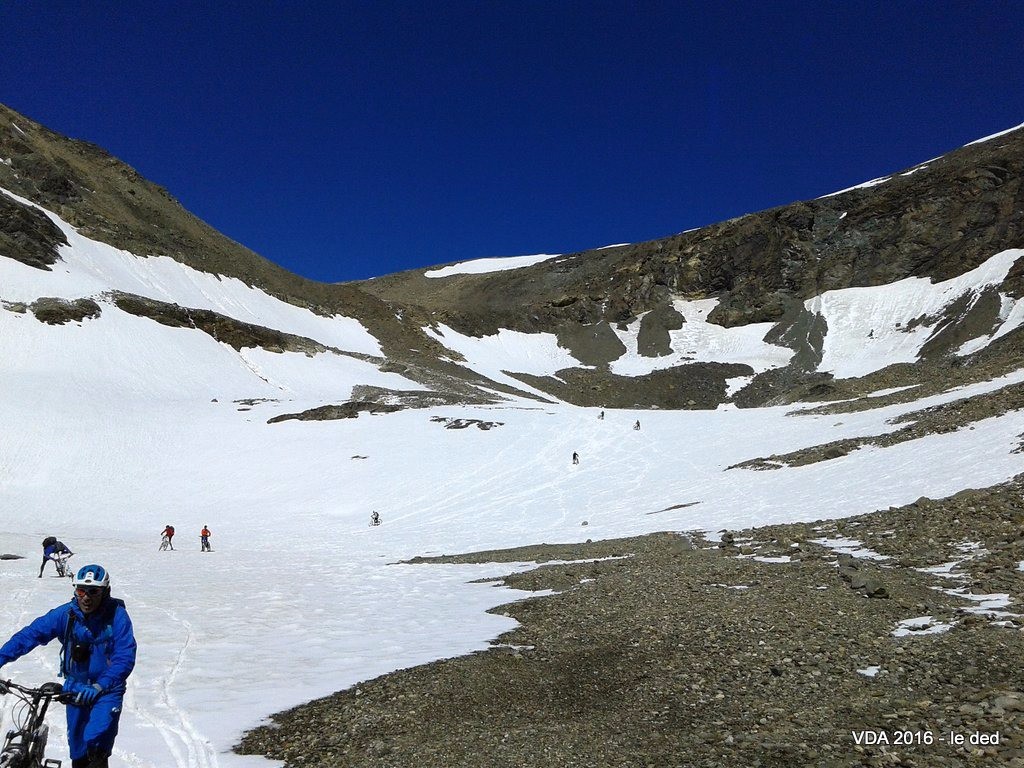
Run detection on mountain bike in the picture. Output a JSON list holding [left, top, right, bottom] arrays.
[[158, 535, 170, 551], [0, 679, 68, 767], [51, 555, 73, 580]]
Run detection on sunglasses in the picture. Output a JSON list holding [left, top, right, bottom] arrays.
[[75, 586, 103, 597]]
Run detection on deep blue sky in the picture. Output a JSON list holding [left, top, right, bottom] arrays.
[[2, 2, 1022, 282]]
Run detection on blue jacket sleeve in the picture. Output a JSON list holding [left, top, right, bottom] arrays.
[[0, 604, 67, 667], [95, 605, 137, 692]]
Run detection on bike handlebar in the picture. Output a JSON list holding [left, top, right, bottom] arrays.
[[0, 679, 70, 702]]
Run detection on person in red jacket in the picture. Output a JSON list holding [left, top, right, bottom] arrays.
[[159, 525, 175, 550]]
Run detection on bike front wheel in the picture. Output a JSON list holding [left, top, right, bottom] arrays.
[[0, 745, 27, 768]]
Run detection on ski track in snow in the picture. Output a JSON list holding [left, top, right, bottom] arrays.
[[117, 592, 216, 768]]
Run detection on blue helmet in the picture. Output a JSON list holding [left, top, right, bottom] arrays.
[[72, 564, 110, 589]]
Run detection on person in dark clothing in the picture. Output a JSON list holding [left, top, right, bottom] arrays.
[[39, 536, 73, 577], [572, 451, 579, 465], [0, 563, 137, 768]]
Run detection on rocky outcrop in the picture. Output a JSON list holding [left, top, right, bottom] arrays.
[[29, 297, 101, 324], [267, 401, 402, 423], [515, 361, 752, 409], [0, 191, 66, 270], [110, 292, 331, 354]]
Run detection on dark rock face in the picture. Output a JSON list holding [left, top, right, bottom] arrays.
[[268, 401, 401, 423], [430, 417, 503, 430], [515, 361, 752, 409], [110, 292, 329, 354], [637, 303, 684, 357], [554, 321, 626, 366], [0, 192, 67, 270], [30, 297, 101, 325]]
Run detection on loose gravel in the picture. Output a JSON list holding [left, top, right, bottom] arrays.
[[238, 475, 1024, 767]]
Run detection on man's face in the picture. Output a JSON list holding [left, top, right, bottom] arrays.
[[75, 586, 104, 614]]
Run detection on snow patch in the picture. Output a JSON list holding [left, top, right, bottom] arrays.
[[893, 616, 954, 637], [809, 249, 1024, 379], [425, 253, 560, 277], [608, 298, 792, 377], [809, 537, 889, 561], [422, 323, 583, 399]]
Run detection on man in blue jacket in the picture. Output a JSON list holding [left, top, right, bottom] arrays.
[[0, 564, 137, 768], [39, 536, 74, 577]]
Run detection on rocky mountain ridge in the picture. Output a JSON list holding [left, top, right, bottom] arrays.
[[2, 101, 1023, 412]]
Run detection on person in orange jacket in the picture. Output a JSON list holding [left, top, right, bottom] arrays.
[[200, 525, 212, 552]]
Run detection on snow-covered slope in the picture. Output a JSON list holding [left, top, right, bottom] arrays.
[[809, 248, 1024, 379], [2, 192, 1024, 767], [0, 189, 421, 405]]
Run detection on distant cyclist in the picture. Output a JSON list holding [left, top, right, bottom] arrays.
[[0, 563, 137, 768], [159, 524, 175, 550], [39, 536, 73, 578], [200, 525, 212, 552]]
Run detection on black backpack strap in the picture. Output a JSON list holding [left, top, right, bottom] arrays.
[[59, 608, 77, 678]]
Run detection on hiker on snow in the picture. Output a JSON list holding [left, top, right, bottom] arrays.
[[39, 536, 73, 578], [200, 525, 212, 551]]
